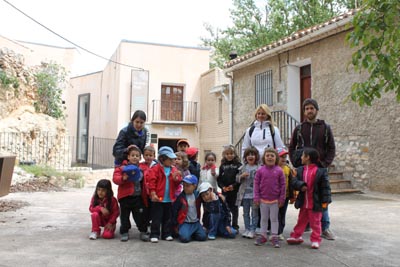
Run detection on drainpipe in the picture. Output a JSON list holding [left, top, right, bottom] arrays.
[[224, 71, 233, 145]]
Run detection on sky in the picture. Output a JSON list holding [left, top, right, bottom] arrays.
[[0, 0, 234, 75]]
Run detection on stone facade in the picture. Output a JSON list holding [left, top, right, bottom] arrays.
[[230, 29, 400, 194]]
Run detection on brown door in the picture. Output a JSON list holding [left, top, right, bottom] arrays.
[[161, 85, 183, 121], [300, 65, 311, 121]]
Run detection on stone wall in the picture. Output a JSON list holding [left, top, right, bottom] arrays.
[[231, 29, 400, 193]]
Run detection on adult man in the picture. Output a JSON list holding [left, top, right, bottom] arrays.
[[288, 98, 336, 240]]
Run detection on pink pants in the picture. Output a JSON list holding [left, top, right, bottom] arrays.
[[91, 212, 115, 239], [290, 208, 322, 243]]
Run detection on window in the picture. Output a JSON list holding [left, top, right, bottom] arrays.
[[161, 85, 183, 121], [218, 97, 223, 122], [255, 70, 273, 107]]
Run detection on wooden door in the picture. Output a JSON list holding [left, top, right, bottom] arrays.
[[300, 65, 311, 122]]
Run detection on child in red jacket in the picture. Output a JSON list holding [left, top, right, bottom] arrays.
[[146, 146, 182, 243], [89, 179, 119, 240], [113, 145, 149, 242]]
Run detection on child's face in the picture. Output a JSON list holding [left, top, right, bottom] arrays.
[[96, 187, 107, 199], [175, 156, 183, 167], [127, 150, 141, 165], [301, 153, 310, 165], [264, 152, 277, 166], [177, 144, 189, 152], [279, 155, 287, 166], [246, 153, 257, 165], [143, 150, 155, 164], [205, 155, 216, 166], [183, 182, 196, 195], [162, 157, 174, 167], [200, 189, 214, 202], [224, 150, 235, 161]]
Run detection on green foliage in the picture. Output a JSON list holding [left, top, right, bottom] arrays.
[[20, 164, 84, 183], [201, 0, 357, 68], [0, 69, 20, 89], [346, 0, 400, 106], [34, 62, 67, 119]]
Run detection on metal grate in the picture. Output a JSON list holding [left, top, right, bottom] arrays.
[[255, 70, 273, 107]]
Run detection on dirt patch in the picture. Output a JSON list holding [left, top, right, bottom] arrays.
[[10, 180, 64, 193], [0, 200, 29, 212]]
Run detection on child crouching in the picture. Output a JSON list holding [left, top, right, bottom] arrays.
[[199, 182, 237, 240], [172, 175, 207, 243]]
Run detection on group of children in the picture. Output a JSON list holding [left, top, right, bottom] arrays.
[[89, 139, 331, 249]]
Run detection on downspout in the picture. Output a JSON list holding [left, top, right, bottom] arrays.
[[224, 71, 233, 144]]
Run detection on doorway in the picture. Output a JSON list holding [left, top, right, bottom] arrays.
[[300, 65, 311, 121], [157, 138, 181, 152], [76, 93, 90, 163]]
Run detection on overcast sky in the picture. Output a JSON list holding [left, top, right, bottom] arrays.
[[0, 0, 234, 75]]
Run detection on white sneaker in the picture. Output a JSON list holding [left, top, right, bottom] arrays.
[[165, 236, 174, 241], [311, 242, 320, 249], [150, 237, 159, 243], [242, 230, 249, 238], [278, 234, 285, 241], [247, 231, 255, 239], [89, 232, 98, 240]]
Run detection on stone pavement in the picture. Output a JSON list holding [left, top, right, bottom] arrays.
[[0, 180, 399, 267]]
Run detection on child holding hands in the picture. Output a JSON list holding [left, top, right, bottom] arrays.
[[253, 148, 286, 248], [287, 147, 331, 249], [89, 179, 119, 240]]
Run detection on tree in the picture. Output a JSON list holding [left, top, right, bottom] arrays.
[[34, 62, 67, 119], [346, 0, 400, 106], [201, 0, 356, 68]]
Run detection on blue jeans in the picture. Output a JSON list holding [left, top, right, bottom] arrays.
[[321, 206, 330, 231], [178, 222, 207, 243], [242, 198, 259, 232], [208, 213, 237, 238]]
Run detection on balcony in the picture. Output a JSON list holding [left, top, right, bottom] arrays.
[[151, 100, 198, 124]]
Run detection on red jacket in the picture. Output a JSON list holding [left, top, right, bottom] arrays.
[[89, 196, 120, 225], [146, 163, 182, 202], [112, 160, 149, 206]]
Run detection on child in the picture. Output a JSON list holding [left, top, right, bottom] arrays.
[[276, 147, 296, 240], [187, 147, 201, 180], [254, 148, 286, 248], [146, 146, 182, 243], [199, 152, 219, 192], [217, 145, 242, 231], [287, 147, 331, 249], [172, 174, 207, 243], [89, 179, 119, 240], [113, 146, 149, 242], [236, 146, 260, 239], [139, 146, 157, 173], [198, 182, 237, 240], [174, 151, 191, 198], [176, 139, 190, 152]]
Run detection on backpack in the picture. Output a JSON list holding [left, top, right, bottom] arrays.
[[249, 123, 276, 148]]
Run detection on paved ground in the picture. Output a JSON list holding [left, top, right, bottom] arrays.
[[0, 180, 399, 267]]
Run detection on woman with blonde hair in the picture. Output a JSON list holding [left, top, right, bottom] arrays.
[[241, 104, 284, 161]]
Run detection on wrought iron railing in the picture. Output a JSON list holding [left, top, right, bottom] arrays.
[[0, 132, 115, 170], [152, 100, 198, 123], [234, 110, 300, 156]]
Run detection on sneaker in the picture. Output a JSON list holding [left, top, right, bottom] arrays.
[[247, 231, 255, 239], [278, 234, 285, 241], [321, 229, 336, 240], [254, 235, 267, 246], [120, 233, 129, 242], [255, 228, 261, 234], [286, 237, 304, 245], [208, 234, 216, 240], [271, 236, 280, 248], [165, 236, 174, 241], [150, 237, 159, 243], [242, 230, 249, 238], [89, 232, 98, 240], [311, 242, 320, 249], [140, 232, 150, 242]]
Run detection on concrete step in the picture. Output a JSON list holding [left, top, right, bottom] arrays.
[[331, 188, 362, 194], [330, 179, 353, 190], [328, 171, 344, 179]]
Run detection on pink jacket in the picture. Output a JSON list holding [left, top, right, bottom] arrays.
[[254, 165, 286, 204]]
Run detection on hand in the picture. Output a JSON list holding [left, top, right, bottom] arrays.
[[122, 173, 128, 181], [101, 207, 110, 216], [301, 186, 307, 192], [172, 172, 180, 182], [104, 223, 114, 231], [226, 226, 232, 235], [241, 172, 249, 179], [211, 169, 216, 176], [222, 186, 229, 192], [289, 198, 296, 204], [228, 185, 234, 191], [253, 201, 260, 207], [150, 192, 160, 202], [321, 203, 328, 209]]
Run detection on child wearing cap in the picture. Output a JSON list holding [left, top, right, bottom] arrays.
[[187, 147, 201, 180], [172, 175, 207, 243], [146, 146, 183, 243], [113, 145, 149, 242], [176, 139, 190, 152], [198, 182, 237, 240]]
